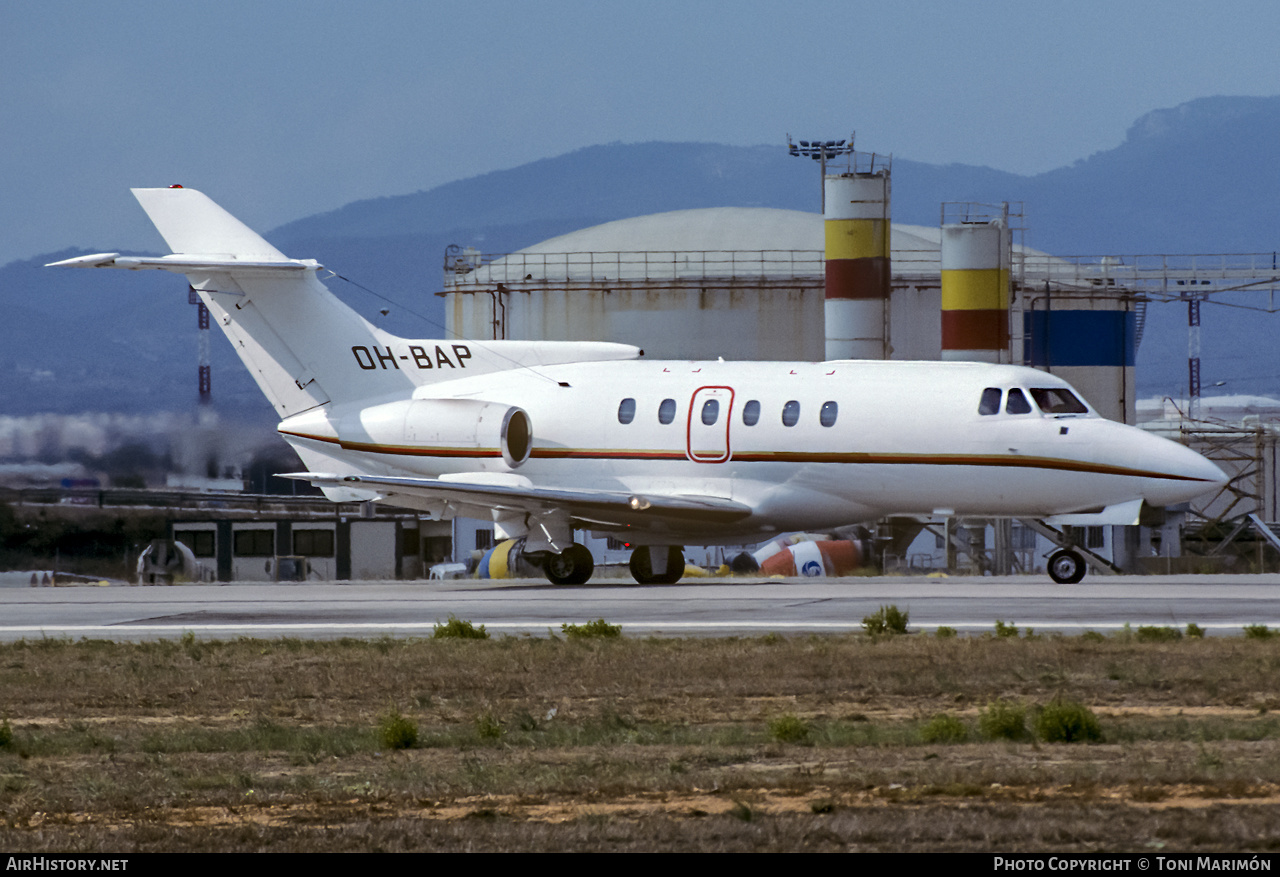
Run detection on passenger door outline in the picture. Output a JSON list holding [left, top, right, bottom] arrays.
[[687, 386, 734, 463]]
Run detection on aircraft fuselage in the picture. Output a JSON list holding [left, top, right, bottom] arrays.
[[279, 358, 1222, 544]]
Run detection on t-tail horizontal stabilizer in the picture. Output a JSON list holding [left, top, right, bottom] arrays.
[[49, 187, 644, 421]]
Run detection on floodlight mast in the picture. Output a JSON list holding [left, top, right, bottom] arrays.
[[786, 134, 856, 212]]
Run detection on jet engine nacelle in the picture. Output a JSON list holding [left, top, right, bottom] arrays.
[[343, 398, 532, 468]]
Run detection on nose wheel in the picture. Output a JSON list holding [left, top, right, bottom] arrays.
[[1047, 549, 1087, 584]]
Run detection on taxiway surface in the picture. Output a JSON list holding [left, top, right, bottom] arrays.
[[0, 574, 1276, 640]]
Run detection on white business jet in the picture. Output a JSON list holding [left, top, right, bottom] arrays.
[[50, 187, 1226, 585]]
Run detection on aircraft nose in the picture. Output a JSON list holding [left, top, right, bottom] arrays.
[[1140, 434, 1228, 506]]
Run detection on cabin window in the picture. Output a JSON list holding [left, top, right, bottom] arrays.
[[979, 388, 1002, 415], [658, 398, 676, 424], [820, 401, 838, 427], [782, 400, 800, 427], [701, 398, 719, 425], [617, 398, 636, 424], [1030, 388, 1088, 415], [742, 400, 760, 426], [1006, 389, 1032, 415]]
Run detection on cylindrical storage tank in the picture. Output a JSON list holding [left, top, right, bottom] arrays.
[[1023, 300, 1137, 424], [824, 173, 890, 360], [940, 221, 1011, 362]]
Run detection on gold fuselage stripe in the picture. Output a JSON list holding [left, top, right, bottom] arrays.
[[279, 430, 1211, 483]]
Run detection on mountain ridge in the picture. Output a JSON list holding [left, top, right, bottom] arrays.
[[7, 95, 1279, 420]]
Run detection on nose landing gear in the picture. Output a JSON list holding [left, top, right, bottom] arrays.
[[1047, 548, 1087, 584]]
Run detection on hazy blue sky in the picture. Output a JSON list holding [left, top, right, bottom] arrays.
[[5, 0, 1280, 265]]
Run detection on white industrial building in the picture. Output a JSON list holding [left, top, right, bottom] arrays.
[[446, 208, 953, 361]]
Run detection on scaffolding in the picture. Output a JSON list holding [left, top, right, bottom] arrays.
[[1015, 252, 1280, 301], [448, 246, 1280, 307], [1170, 417, 1280, 570], [444, 246, 825, 287]]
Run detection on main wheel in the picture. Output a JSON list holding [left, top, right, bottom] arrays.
[[543, 543, 594, 585], [1047, 549, 1086, 584], [629, 546, 685, 585]]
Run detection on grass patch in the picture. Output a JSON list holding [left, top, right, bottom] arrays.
[[475, 712, 504, 741], [1035, 700, 1103, 743], [378, 709, 418, 750], [979, 699, 1029, 741], [768, 714, 811, 744], [561, 619, 622, 640], [433, 617, 490, 640], [862, 605, 909, 636], [993, 620, 1019, 638], [920, 713, 968, 744], [1136, 626, 1182, 642]]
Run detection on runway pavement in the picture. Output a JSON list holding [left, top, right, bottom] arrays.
[[0, 573, 1277, 640]]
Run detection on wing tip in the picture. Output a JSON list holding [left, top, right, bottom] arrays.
[[45, 253, 121, 269]]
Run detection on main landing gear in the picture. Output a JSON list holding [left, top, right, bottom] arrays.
[[538, 544, 686, 585], [629, 546, 685, 585], [541, 543, 594, 585], [1047, 549, 1087, 585]]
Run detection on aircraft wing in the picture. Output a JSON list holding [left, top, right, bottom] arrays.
[[279, 472, 754, 530]]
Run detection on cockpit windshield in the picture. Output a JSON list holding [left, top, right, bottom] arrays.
[[978, 386, 1091, 417], [1030, 388, 1089, 415]]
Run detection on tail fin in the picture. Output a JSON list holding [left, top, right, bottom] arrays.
[[50, 187, 644, 420], [117, 187, 416, 419], [133, 187, 289, 260]]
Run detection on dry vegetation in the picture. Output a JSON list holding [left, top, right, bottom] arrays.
[[2, 630, 1280, 851]]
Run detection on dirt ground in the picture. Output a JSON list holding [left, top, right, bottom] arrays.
[[2, 634, 1280, 851]]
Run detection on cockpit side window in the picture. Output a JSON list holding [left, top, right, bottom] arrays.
[[1006, 388, 1032, 415], [979, 388, 1002, 415], [1030, 388, 1089, 415]]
